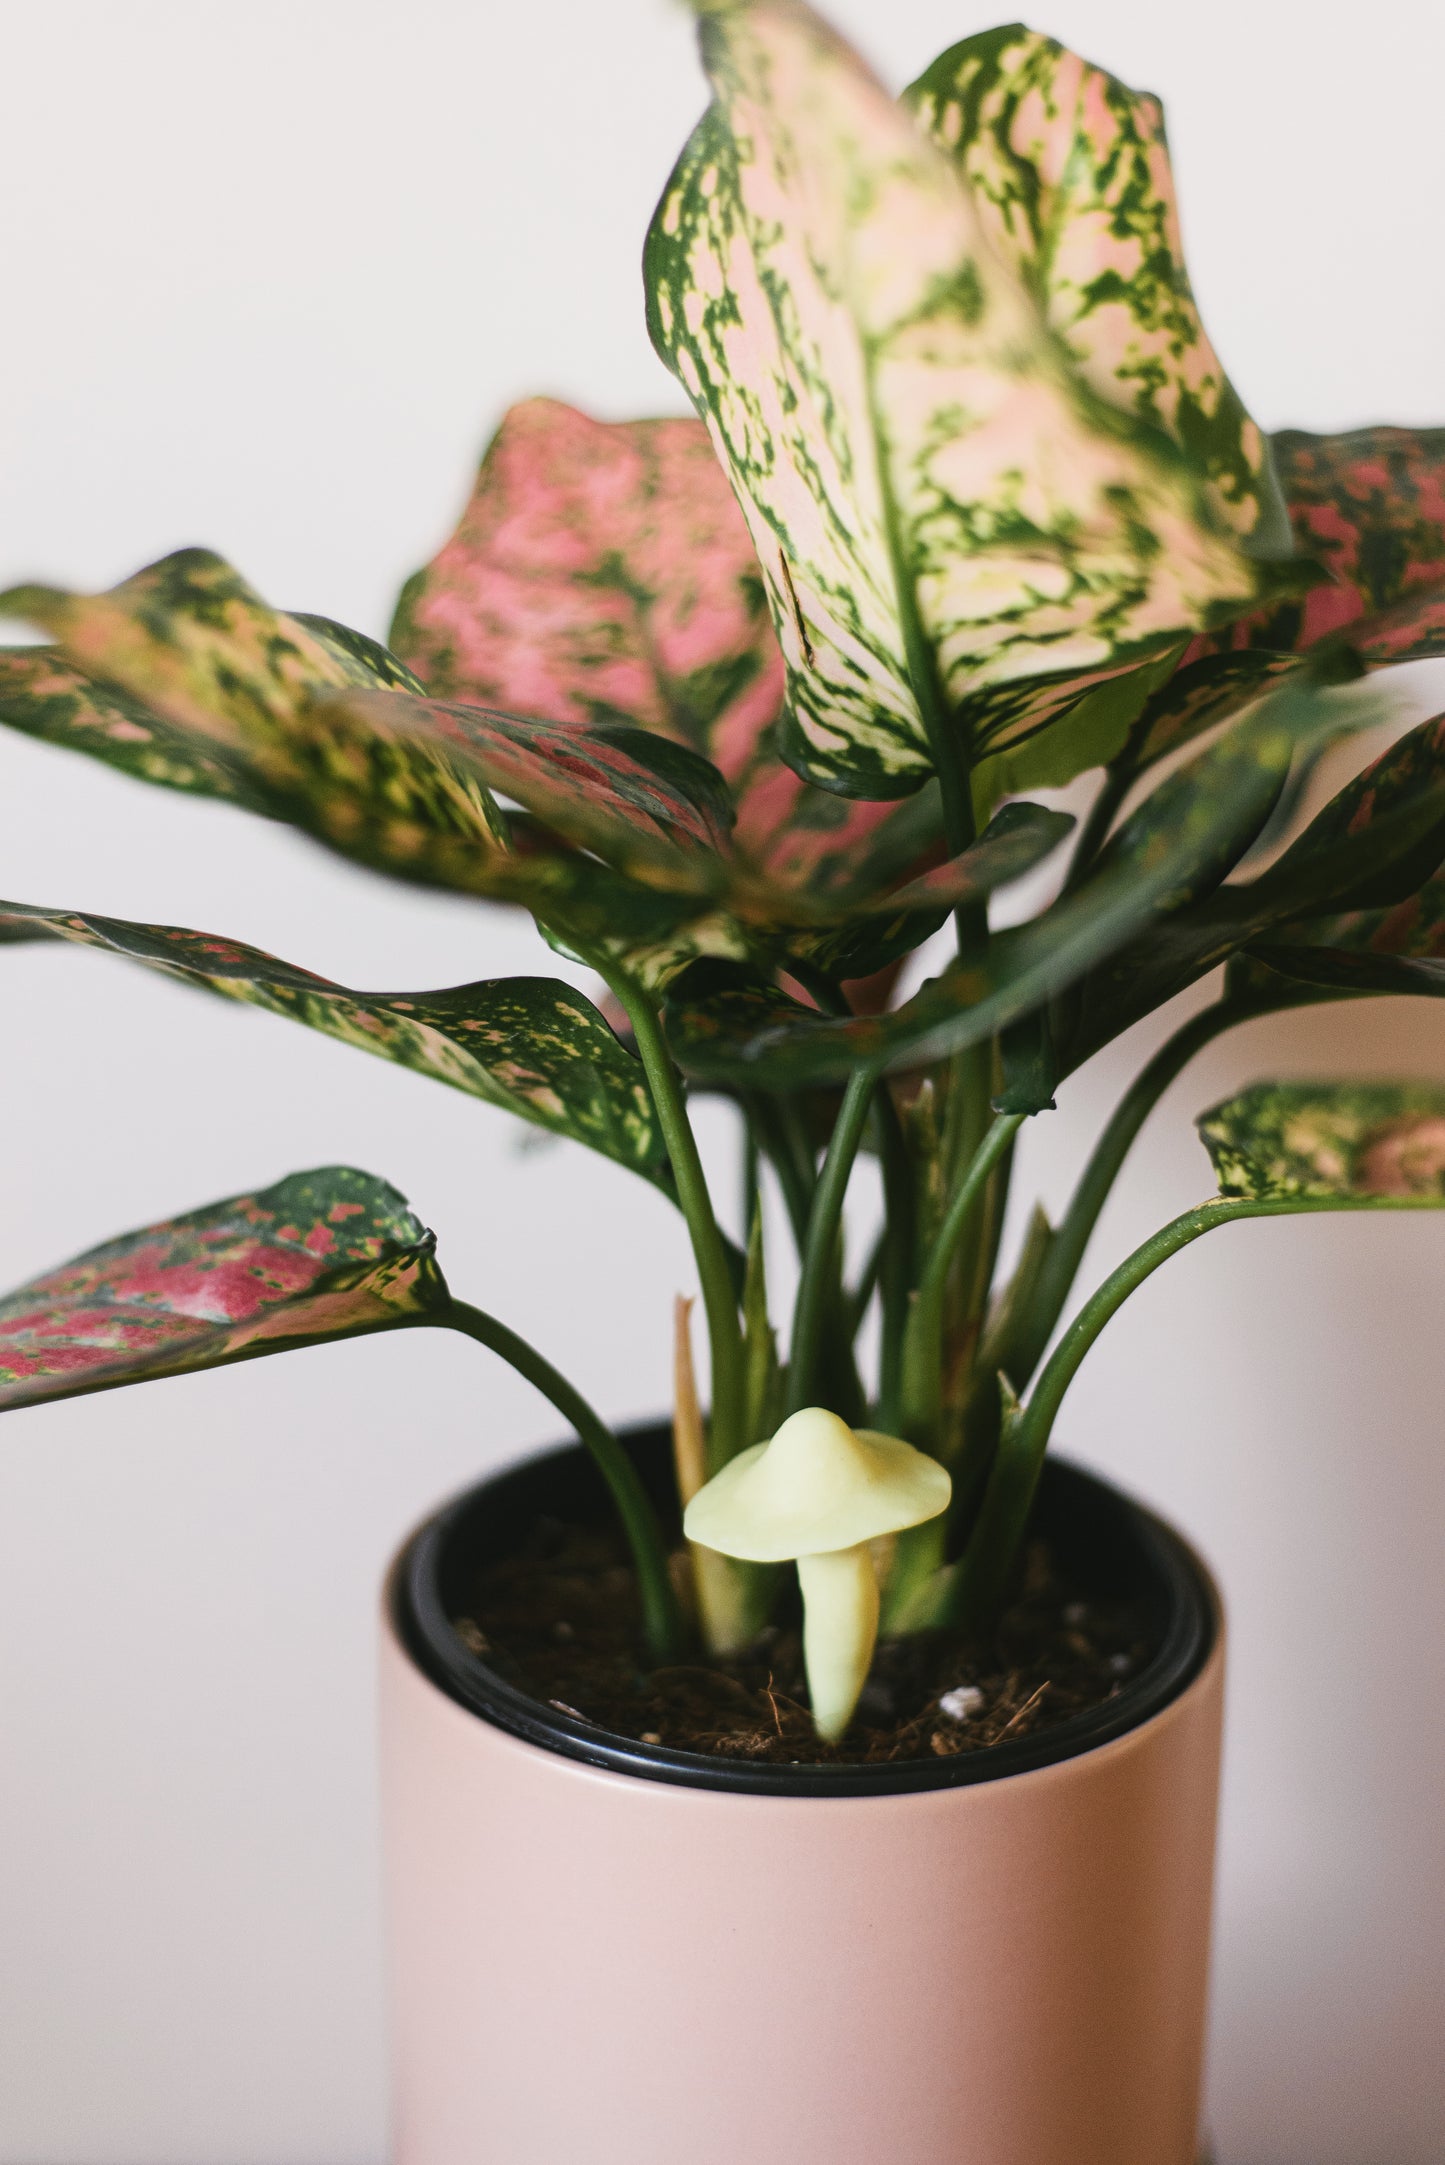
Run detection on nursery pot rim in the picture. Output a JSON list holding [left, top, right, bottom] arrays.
[[392, 1424, 1218, 1798]]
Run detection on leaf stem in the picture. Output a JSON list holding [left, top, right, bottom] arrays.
[[950, 1189, 1445, 1624], [442, 1299, 685, 1661], [786, 1062, 880, 1413], [901, 1111, 1025, 1444], [596, 965, 746, 1472], [1004, 997, 1258, 1389], [874, 1081, 915, 1431]]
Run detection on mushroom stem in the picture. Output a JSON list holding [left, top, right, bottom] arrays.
[[797, 1544, 880, 1744]]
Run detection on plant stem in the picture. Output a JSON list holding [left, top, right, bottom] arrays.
[[443, 1299, 685, 1662], [786, 1061, 880, 1413], [742, 1091, 814, 1253], [874, 1081, 915, 1431], [1003, 997, 1258, 1390], [599, 967, 746, 1472], [901, 1111, 1025, 1443], [950, 1190, 1445, 1625]]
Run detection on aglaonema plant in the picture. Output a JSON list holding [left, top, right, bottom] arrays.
[[5, 1, 1445, 1742]]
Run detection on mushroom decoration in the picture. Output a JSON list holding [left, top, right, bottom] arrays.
[[683, 1408, 952, 1742]]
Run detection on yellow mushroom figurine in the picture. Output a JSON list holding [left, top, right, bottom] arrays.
[[683, 1407, 952, 1743]]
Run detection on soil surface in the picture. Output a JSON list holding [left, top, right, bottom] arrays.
[[450, 1516, 1160, 1766]]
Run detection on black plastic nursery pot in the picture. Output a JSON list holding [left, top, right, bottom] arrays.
[[379, 1423, 1225, 2164], [395, 1421, 1215, 1794]]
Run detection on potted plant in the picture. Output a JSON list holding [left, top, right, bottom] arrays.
[[3, 3, 1444, 2158]]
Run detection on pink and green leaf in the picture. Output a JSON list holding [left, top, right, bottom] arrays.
[[390, 397, 783, 773], [301, 686, 735, 889], [906, 24, 1288, 554], [646, 0, 1281, 800], [0, 901, 669, 1183], [1110, 428, 1445, 773], [0, 646, 271, 811], [389, 394, 951, 896], [0, 1168, 447, 1412], [0, 553, 716, 956], [1199, 1082, 1445, 1202]]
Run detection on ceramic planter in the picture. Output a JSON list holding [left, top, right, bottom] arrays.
[[380, 1427, 1223, 2165]]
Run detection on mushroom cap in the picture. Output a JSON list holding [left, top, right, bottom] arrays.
[[683, 1406, 952, 1563]]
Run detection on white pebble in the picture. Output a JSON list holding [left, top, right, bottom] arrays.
[[939, 1685, 985, 1722]]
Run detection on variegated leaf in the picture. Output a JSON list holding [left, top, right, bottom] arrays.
[[0, 554, 711, 954], [645, 0, 1278, 801], [1254, 428, 1445, 650], [0, 902, 669, 1184], [0, 1168, 447, 1412], [0, 647, 270, 811], [1199, 1082, 1445, 1202], [906, 24, 1288, 552], [0, 552, 427, 763], [389, 393, 952, 897], [302, 685, 734, 891], [391, 396, 783, 773], [1115, 428, 1445, 773]]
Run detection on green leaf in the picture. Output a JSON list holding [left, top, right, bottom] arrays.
[[645, 0, 1277, 800], [1060, 695, 1445, 1074], [769, 799, 1073, 978], [1199, 1082, 1445, 1202], [668, 675, 1341, 1086], [0, 901, 669, 1185], [906, 25, 1289, 555], [0, 1168, 447, 1412]]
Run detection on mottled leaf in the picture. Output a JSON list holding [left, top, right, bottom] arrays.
[[389, 393, 953, 900], [645, 0, 1276, 799], [304, 685, 734, 890], [1255, 428, 1445, 650], [0, 901, 668, 1184], [0, 552, 715, 956], [390, 397, 782, 788], [0, 1168, 447, 1412], [0, 551, 427, 763], [1199, 1082, 1445, 1202], [1121, 428, 1445, 772], [906, 24, 1288, 551], [0, 646, 271, 811]]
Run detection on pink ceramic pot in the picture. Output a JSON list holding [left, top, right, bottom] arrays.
[[380, 1430, 1223, 2165]]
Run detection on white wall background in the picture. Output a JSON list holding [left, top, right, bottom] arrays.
[[1, 3, 1442, 2160]]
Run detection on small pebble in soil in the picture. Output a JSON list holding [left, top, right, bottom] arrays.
[[938, 1684, 986, 1722], [1063, 1601, 1089, 1627]]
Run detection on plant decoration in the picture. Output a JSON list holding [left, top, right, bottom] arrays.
[[5, 0, 1445, 1744]]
